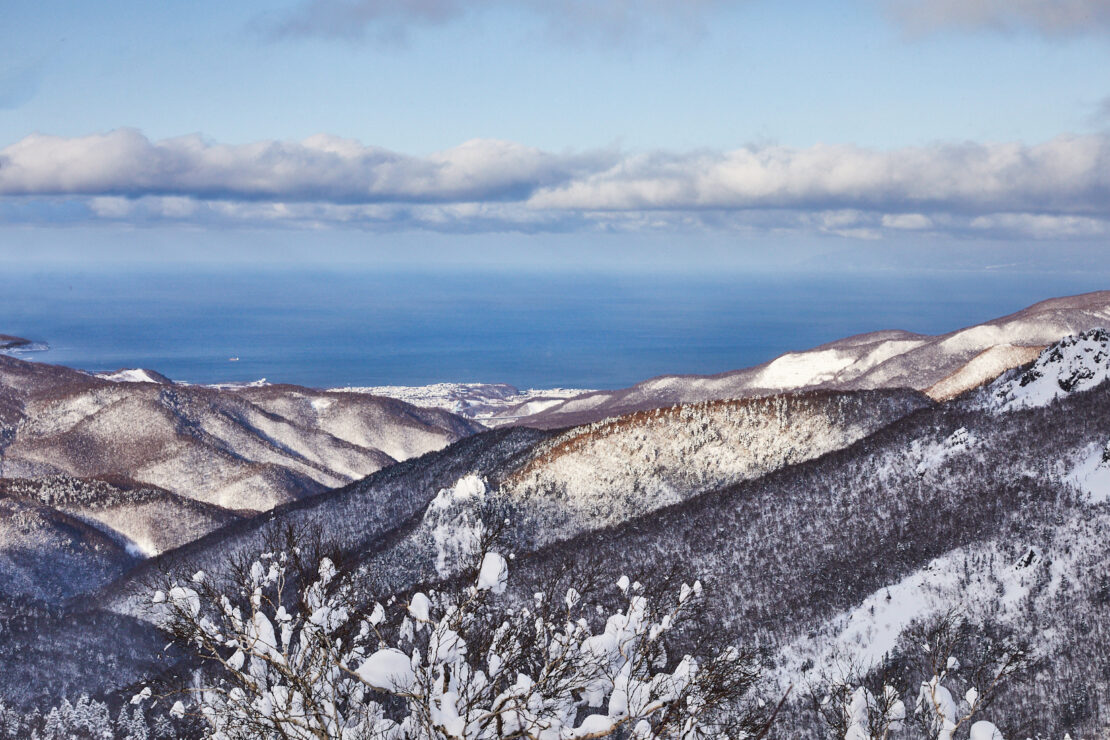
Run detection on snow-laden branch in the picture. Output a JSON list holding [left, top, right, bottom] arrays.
[[139, 542, 766, 739]]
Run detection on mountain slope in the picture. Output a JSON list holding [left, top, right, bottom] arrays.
[[0, 476, 242, 556], [0, 495, 136, 602], [0, 354, 484, 511], [498, 336, 1110, 738], [498, 388, 931, 546]]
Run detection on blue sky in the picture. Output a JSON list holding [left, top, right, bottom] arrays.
[[1, 0, 1109, 269]]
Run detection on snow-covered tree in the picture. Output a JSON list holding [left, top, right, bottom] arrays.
[[0, 694, 176, 740], [17, 694, 117, 740], [814, 611, 1026, 740], [140, 539, 769, 739], [809, 659, 905, 740], [910, 612, 1023, 740]]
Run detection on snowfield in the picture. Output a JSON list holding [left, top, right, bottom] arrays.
[[1065, 442, 1110, 504], [95, 368, 171, 384]]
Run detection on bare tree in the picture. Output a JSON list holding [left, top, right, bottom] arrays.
[[907, 610, 1027, 740], [807, 610, 1029, 740], [809, 656, 905, 740], [136, 527, 771, 739]]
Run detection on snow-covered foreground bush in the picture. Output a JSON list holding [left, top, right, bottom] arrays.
[[140, 540, 770, 739], [807, 611, 1027, 740]]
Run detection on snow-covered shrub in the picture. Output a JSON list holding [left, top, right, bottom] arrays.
[[818, 682, 905, 740], [909, 612, 1025, 740], [809, 659, 906, 740], [142, 539, 768, 739], [813, 611, 1027, 740]]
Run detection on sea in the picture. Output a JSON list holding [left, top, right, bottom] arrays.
[[1, 268, 1107, 390]]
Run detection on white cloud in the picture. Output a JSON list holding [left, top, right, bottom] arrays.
[[0, 129, 604, 204], [969, 213, 1110, 238], [3, 129, 1110, 240], [881, 213, 932, 230], [527, 136, 1110, 216]]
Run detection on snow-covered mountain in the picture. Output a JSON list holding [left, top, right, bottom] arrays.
[[331, 382, 592, 426], [498, 389, 930, 546], [0, 353, 485, 600], [1, 476, 241, 556], [983, 327, 1110, 412], [490, 290, 1110, 428], [6, 297, 1110, 739], [0, 355, 482, 512]]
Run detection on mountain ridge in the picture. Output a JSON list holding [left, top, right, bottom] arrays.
[[0, 354, 483, 512], [468, 289, 1110, 428]]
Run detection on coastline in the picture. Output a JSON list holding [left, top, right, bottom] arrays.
[[0, 334, 32, 351]]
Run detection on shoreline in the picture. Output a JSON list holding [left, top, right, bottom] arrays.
[[0, 334, 33, 351]]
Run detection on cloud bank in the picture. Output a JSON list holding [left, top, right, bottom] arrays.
[[0, 129, 603, 204], [2, 129, 1109, 239]]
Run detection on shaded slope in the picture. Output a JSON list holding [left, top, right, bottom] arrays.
[[0, 476, 243, 556], [0, 354, 484, 512], [0, 495, 136, 602]]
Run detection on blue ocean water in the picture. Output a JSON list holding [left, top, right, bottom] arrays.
[[1, 268, 1106, 390]]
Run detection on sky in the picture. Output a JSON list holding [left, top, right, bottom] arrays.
[[1, 0, 1109, 271]]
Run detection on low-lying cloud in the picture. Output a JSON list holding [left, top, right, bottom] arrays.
[[0, 129, 604, 204], [2, 129, 1109, 240]]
